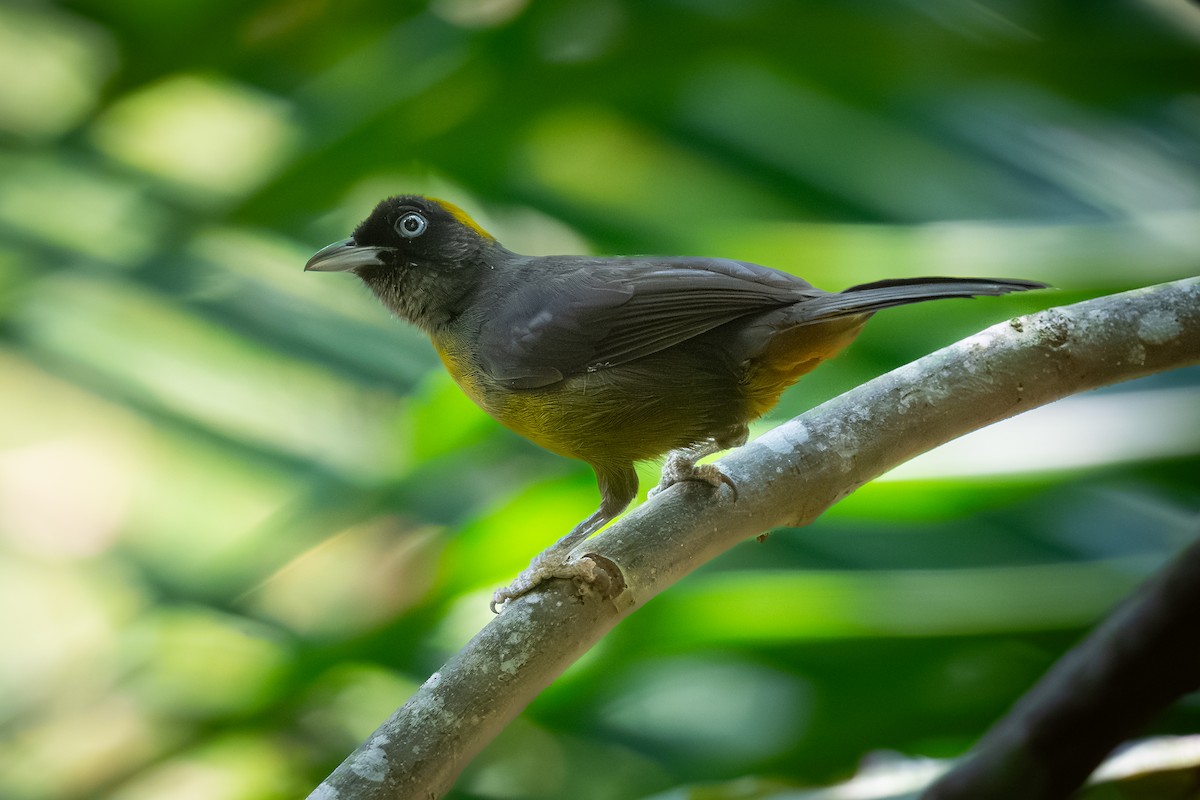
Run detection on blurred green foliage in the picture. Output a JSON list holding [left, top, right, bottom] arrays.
[[0, 1, 1198, 798]]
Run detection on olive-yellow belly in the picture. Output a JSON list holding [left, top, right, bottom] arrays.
[[435, 340, 741, 466], [432, 314, 868, 468]]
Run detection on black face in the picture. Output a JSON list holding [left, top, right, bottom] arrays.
[[305, 195, 498, 331], [351, 195, 493, 270]]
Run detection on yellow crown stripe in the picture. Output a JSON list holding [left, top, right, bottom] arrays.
[[432, 198, 495, 241]]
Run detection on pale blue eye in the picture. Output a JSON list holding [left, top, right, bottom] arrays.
[[395, 212, 427, 238]]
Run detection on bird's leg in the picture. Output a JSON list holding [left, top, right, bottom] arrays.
[[649, 424, 749, 499], [491, 464, 638, 613], [489, 509, 606, 614]]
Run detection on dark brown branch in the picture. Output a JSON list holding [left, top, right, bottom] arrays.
[[922, 529, 1200, 800]]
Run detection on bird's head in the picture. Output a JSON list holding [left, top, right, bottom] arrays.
[[305, 195, 499, 330]]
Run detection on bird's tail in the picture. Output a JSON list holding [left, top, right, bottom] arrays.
[[738, 277, 1046, 418], [793, 277, 1047, 322]]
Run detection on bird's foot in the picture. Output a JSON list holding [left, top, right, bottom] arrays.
[[490, 550, 598, 614], [648, 449, 737, 500]]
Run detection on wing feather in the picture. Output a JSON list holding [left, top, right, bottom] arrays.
[[477, 257, 814, 388]]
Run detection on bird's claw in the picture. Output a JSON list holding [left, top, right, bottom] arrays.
[[490, 553, 597, 613], [649, 456, 738, 500]]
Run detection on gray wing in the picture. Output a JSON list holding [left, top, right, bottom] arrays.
[[477, 257, 817, 389]]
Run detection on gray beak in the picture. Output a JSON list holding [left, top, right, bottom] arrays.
[[304, 238, 388, 272]]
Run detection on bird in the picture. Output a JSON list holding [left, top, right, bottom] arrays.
[[306, 195, 1046, 611]]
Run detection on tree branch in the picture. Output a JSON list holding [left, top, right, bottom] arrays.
[[922, 532, 1200, 800], [309, 277, 1200, 800]]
